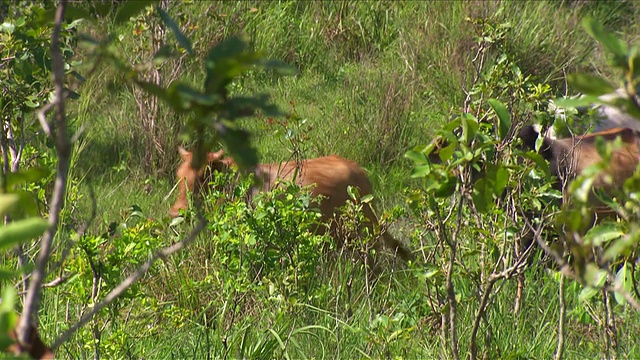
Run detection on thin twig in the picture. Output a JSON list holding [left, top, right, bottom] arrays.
[[37, 103, 54, 139], [469, 244, 534, 360], [42, 276, 71, 288], [17, 0, 69, 348], [446, 193, 465, 360], [51, 214, 207, 350], [554, 273, 566, 360], [606, 280, 640, 312]]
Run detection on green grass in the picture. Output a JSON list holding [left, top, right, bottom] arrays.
[[19, 0, 640, 359]]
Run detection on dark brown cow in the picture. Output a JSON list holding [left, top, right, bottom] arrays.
[[2, 316, 54, 360], [170, 148, 414, 263], [518, 125, 640, 206]]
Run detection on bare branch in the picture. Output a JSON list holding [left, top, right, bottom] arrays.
[[42, 276, 71, 288], [51, 215, 207, 350], [554, 273, 566, 360], [36, 103, 54, 139], [18, 0, 69, 349], [469, 240, 535, 360], [445, 194, 465, 360]]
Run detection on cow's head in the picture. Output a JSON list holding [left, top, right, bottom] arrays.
[[517, 125, 554, 161], [169, 147, 234, 217], [518, 125, 640, 196]]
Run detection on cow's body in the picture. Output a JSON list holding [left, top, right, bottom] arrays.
[[518, 125, 640, 204], [170, 148, 414, 264]]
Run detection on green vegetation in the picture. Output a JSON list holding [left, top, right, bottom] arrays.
[[3, 1, 640, 359]]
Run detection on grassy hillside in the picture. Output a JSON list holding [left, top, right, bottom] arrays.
[[11, 0, 640, 358], [72, 1, 638, 218]]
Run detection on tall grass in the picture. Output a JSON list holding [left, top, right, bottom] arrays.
[[75, 0, 640, 183]]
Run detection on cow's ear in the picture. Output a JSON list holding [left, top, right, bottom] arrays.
[[207, 149, 225, 162], [178, 147, 192, 161], [517, 125, 539, 151]]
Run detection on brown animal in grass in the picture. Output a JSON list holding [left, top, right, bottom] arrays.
[[517, 125, 640, 272], [169, 148, 414, 263], [2, 316, 54, 360], [518, 125, 640, 206]]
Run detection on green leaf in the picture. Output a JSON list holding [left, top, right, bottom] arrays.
[[173, 83, 221, 109], [439, 141, 456, 163], [487, 99, 511, 140], [204, 36, 253, 92], [460, 113, 479, 142], [583, 223, 624, 246], [65, 18, 84, 31], [226, 94, 282, 119], [25, 97, 39, 108], [567, 74, 615, 96], [165, 81, 200, 111], [156, 6, 193, 55], [410, 165, 431, 179], [0, 265, 32, 282], [632, 53, 640, 80], [604, 229, 640, 261], [434, 177, 457, 198], [0, 287, 16, 314], [217, 123, 258, 170], [137, 80, 184, 112], [361, 194, 374, 203], [0, 288, 17, 351], [572, 176, 595, 203], [169, 216, 184, 227], [584, 263, 607, 288], [404, 150, 427, 165], [0, 194, 19, 217], [346, 185, 358, 201], [5, 167, 50, 189], [579, 286, 599, 303], [0, 337, 13, 353], [472, 179, 488, 213], [124, 242, 136, 255], [0, 22, 15, 34], [115, 0, 156, 25], [14, 190, 41, 217], [0, 217, 49, 250], [517, 150, 550, 176], [206, 35, 249, 64], [495, 166, 509, 195], [554, 96, 601, 109], [444, 117, 461, 132], [582, 18, 627, 61], [614, 263, 632, 305], [259, 59, 297, 76], [152, 45, 177, 65], [422, 268, 440, 280]]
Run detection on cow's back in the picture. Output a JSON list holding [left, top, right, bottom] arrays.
[[258, 156, 373, 221], [550, 128, 640, 190]]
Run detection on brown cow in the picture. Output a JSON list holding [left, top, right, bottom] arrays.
[[2, 316, 54, 360], [518, 125, 640, 206], [170, 148, 414, 265]]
